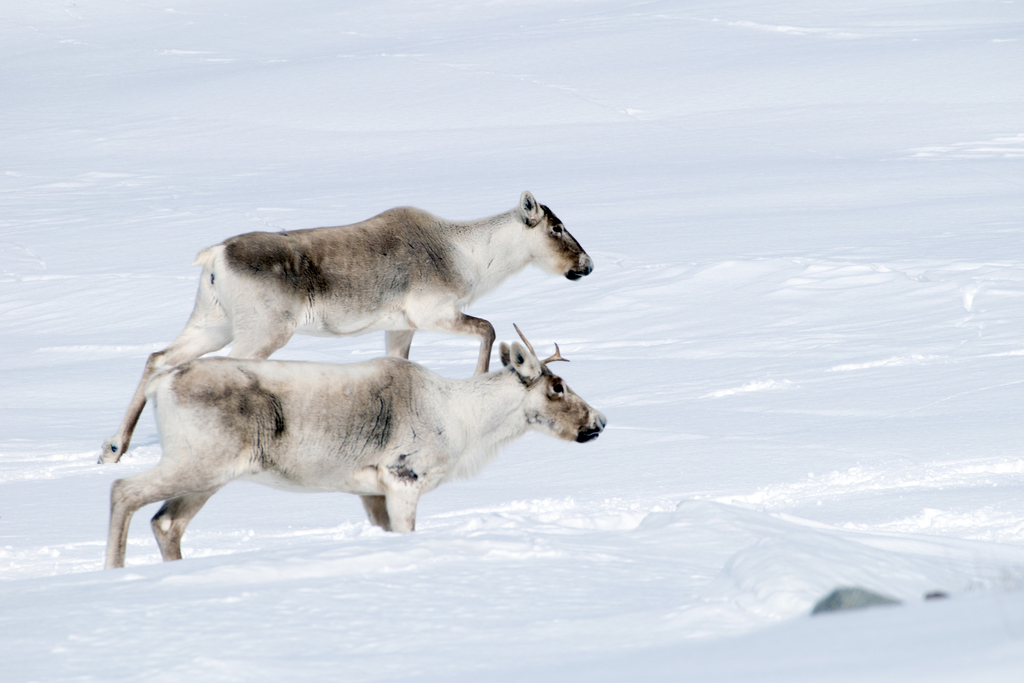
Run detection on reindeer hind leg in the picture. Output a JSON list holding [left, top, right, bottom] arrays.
[[101, 271, 233, 463], [151, 490, 218, 561], [105, 469, 202, 569], [226, 302, 301, 361], [101, 321, 233, 463]]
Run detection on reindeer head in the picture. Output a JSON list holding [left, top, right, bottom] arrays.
[[499, 325, 606, 443], [517, 191, 594, 281]]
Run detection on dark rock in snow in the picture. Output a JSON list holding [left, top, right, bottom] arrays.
[[811, 587, 901, 615]]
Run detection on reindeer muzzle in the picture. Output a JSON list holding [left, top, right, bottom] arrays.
[[566, 255, 594, 281], [576, 412, 606, 443]]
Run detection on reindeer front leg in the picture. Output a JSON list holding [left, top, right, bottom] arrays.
[[385, 330, 415, 359], [385, 492, 419, 533], [435, 310, 496, 375], [377, 466, 422, 533], [406, 303, 495, 375], [360, 495, 392, 531]]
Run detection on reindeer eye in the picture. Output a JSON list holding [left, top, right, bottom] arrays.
[[551, 225, 563, 235], [552, 382, 564, 394]]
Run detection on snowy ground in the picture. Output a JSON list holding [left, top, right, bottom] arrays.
[[2, 1, 1023, 680]]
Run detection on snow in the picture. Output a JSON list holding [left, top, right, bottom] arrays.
[[2, 0, 1023, 680]]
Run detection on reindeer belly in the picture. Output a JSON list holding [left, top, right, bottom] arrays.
[[240, 464, 384, 495], [294, 303, 411, 337]]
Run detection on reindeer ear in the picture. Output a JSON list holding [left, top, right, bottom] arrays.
[[505, 341, 543, 380], [519, 191, 542, 227], [499, 342, 512, 368]]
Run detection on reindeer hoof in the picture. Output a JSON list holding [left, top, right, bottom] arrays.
[[99, 438, 124, 464]]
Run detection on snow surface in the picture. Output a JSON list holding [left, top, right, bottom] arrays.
[[2, 0, 1023, 680]]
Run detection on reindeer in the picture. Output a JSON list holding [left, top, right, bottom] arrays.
[[104, 327, 606, 569], [101, 191, 592, 463]]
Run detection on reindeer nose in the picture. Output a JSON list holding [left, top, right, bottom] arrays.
[[576, 411, 606, 443], [566, 254, 593, 280]]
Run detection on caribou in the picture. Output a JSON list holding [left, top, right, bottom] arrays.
[[104, 327, 606, 569], [101, 191, 592, 463]]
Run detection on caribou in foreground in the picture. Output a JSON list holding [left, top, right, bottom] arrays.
[[101, 191, 593, 463], [104, 328, 606, 569]]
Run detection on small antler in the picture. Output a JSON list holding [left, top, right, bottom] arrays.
[[513, 323, 569, 365], [513, 323, 537, 357], [542, 343, 569, 365]]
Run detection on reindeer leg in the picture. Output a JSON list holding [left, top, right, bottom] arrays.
[[151, 490, 218, 561], [102, 322, 232, 464], [360, 495, 392, 531], [384, 492, 419, 533], [102, 265, 235, 464], [106, 470, 200, 569], [106, 478, 138, 569], [227, 307, 298, 360], [378, 467, 421, 533], [431, 311, 495, 375], [385, 330, 415, 359]]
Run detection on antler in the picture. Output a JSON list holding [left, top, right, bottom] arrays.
[[513, 323, 536, 357], [513, 324, 569, 365], [542, 343, 568, 365]]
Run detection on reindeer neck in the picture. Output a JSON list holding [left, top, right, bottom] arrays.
[[446, 210, 533, 303], [454, 369, 529, 439], [440, 369, 531, 480]]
